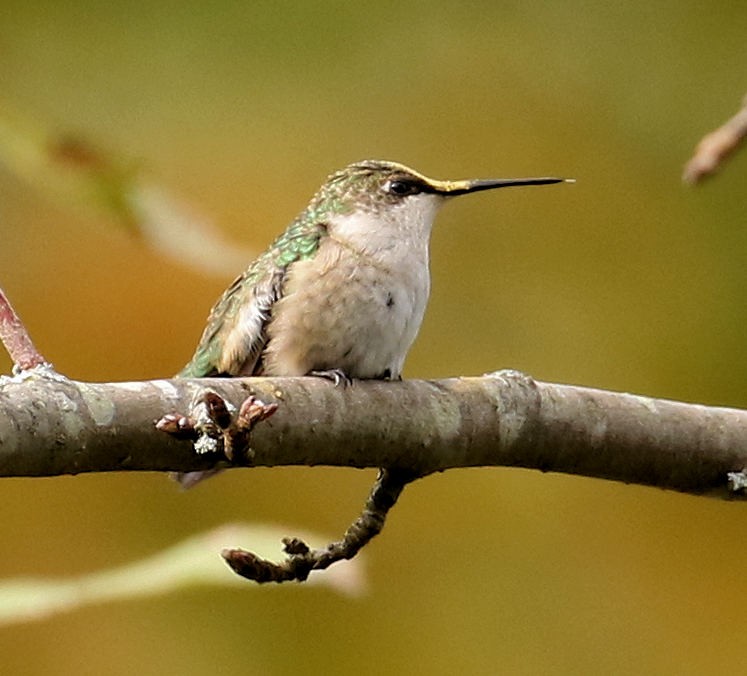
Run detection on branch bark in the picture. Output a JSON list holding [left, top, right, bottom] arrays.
[[683, 92, 747, 184], [0, 290, 47, 371], [1, 369, 746, 498]]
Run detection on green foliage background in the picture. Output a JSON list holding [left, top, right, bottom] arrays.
[[2, 2, 747, 673]]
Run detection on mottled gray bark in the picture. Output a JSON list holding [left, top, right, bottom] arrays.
[[1, 367, 746, 498]]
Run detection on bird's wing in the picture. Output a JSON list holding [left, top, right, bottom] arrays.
[[178, 268, 280, 377], [178, 220, 326, 378]]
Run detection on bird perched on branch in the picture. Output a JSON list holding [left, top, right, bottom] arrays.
[[176, 159, 570, 486]]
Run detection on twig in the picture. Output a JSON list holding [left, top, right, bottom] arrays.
[[683, 93, 747, 184], [222, 468, 415, 583], [157, 390, 278, 462], [158, 390, 279, 487], [0, 287, 47, 371]]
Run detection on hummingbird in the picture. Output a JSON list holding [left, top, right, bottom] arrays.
[[176, 160, 569, 485]]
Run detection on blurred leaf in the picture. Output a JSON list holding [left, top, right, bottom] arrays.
[[0, 102, 252, 276], [0, 522, 366, 626]]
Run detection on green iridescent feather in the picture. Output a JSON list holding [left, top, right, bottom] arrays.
[[179, 217, 328, 378], [178, 161, 400, 379]]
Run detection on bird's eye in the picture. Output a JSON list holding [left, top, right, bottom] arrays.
[[385, 179, 419, 196]]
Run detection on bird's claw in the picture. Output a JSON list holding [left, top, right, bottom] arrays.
[[309, 369, 353, 387]]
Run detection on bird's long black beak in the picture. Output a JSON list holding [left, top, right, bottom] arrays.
[[432, 176, 574, 196]]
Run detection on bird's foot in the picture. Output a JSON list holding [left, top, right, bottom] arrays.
[[309, 368, 353, 387]]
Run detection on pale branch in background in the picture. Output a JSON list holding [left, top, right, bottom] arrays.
[[0, 523, 365, 625], [0, 103, 253, 276], [683, 92, 747, 184]]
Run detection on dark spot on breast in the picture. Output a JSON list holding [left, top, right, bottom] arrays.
[[342, 347, 353, 359], [386, 293, 395, 308]]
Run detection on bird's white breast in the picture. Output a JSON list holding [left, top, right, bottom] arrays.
[[262, 195, 443, 378]]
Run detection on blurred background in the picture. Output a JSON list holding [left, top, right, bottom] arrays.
[[2, 1, 747, 673]]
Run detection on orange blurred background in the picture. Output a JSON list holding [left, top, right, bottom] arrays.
[[2, 2, 747, 673]]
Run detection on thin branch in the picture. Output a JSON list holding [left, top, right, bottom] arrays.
[[223, 468, 414, 583], [683, 93, 747, 184], [0, 288, 47, 371]]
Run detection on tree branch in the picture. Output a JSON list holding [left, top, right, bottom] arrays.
[[223, 467, 413, 583], [0, 289, 47, 371], [1, 369, 746, 498], [683, 92, 747, 184]]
